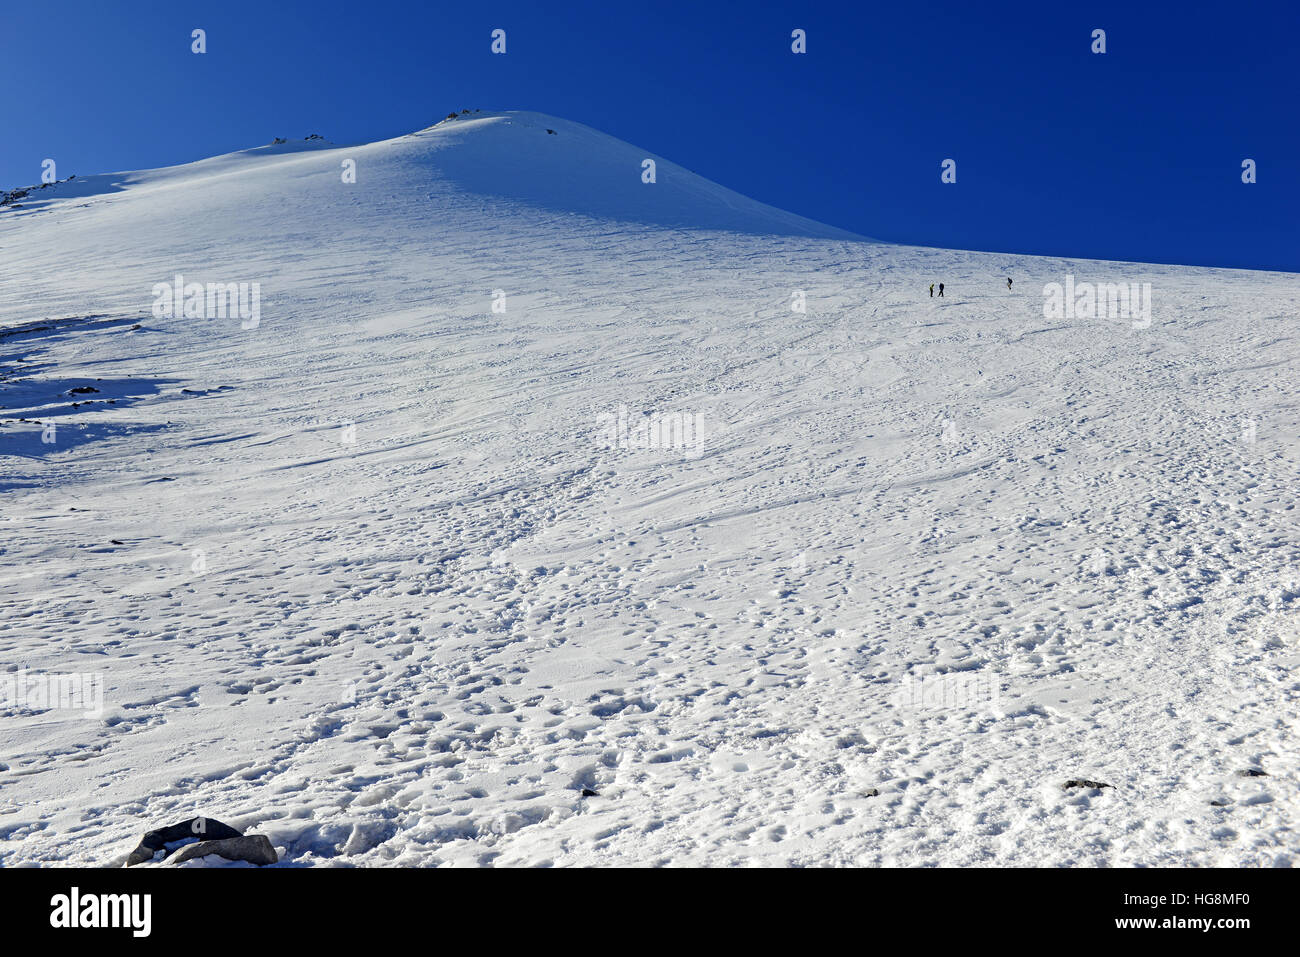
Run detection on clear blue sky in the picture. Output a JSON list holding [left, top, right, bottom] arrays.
[[3, 0, 1295, 271]]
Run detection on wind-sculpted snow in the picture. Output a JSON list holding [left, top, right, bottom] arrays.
[[0, 112, 1297, 866]]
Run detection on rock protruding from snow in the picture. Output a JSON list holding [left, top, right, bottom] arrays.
[[171, 835, 278, 867], [125, 817, 244, 866]]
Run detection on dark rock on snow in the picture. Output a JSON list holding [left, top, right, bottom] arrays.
[[125, 816, 244, 866], [1063, 779, 1114, 790]]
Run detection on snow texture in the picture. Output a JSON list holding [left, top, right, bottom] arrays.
[[1, 111, 1297, 866]]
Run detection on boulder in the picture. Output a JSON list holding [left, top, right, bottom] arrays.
[[171, 834, 278, 867], [126, 816, 243, 866]]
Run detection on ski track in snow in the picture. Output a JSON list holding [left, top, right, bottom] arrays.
[[1, 112, 1298, 866]]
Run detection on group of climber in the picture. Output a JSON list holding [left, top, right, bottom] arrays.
[[929, 277, 1013, 298]]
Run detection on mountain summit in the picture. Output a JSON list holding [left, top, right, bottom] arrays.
[[405, 110, 862, 237], [2, 110, 862, 240]]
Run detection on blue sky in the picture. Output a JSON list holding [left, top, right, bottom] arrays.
[[3, 0, 1295, 271]]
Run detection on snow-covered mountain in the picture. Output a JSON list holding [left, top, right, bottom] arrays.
[[1, 111, 1297, 866]]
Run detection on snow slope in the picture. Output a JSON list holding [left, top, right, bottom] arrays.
[[1, 111, 1298, 866]]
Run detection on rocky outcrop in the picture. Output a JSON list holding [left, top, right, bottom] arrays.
[[125, 816, 278, 866], [126, 816, 244, 866]]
